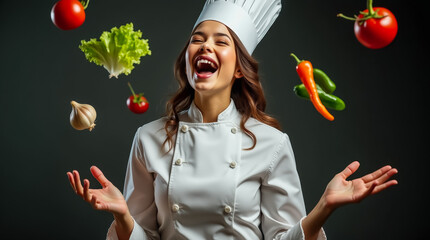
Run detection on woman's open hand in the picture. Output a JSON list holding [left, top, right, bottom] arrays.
[[67, 166, 129, 217], [323, 161, 398, 210]]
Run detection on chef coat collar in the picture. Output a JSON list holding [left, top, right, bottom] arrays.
[[187, 99, 241, 123]]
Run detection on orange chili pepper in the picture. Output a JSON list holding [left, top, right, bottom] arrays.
[[290, 53, 334, 121]]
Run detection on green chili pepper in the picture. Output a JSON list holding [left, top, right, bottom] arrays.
[[293, 83, 345, 111], [313, 68, 336, 94]]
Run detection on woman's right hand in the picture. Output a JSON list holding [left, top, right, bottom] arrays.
[[67, 166, 129, 217]]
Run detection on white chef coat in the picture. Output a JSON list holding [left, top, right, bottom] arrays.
[[107, 99, 326, 240]]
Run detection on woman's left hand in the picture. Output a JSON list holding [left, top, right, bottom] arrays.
[[322, 161, 398, 210]]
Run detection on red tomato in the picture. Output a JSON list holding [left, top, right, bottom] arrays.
[[354, 8, 398, 49], [51, 0, 85, 30], [127, 94, 149, 114]]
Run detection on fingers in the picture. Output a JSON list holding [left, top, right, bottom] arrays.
[[370, 168, 399, 194], [67, 167, 113, 212], [339, 161, 360, 179], [75, 175, 103, 209], [374, 168, 398, 184], [72, 170, 84, 197], [83, 179, 101, 210], [67, 170, 84, 196], [67, 172, 76, 193], [67, 170, 93, 201], [83, 179, 91, 202], [90, 166, 110, 188], [372, 179, 398, 195], [362, 165, 393, 183], [360, 166, 398, 195], [364, 167, 398, 187]]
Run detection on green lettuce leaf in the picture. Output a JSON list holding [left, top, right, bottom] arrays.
[[79, 23, 151, 78]]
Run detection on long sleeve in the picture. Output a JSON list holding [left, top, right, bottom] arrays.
[[106, 127, 160, 240], [261, 134, 326, 240]]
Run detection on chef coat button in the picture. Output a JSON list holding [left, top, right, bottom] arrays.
[[224, 205, 232, 214], [175, 158, 183, 166], [231, 127, 237, 134], [172, 204, 180, 213], [181, 125, 189, 133], [229, 161, 237, 169]]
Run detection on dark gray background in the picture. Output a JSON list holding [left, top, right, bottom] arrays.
[[0, 0, 426, 239]]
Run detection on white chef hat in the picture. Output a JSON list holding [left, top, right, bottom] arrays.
[[193, 0, 282, 54]]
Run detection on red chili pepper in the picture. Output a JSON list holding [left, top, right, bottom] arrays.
[[290, 53, 334, 121]]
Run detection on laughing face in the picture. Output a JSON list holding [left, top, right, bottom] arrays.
[[185, 21, 243, 97]]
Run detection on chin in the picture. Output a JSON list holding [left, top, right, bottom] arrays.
[[193, 81, 217, 93]]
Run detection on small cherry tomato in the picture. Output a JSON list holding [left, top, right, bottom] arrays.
[[50, 0, 86, 30], [354, 7, 398, 49], [126, 82, 149, 114], [127, 94, 149, 114]]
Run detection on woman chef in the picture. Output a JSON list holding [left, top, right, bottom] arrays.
[[67, 0, 398, 239]]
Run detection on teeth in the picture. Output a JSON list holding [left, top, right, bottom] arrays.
[[196, 58, 217, 69]]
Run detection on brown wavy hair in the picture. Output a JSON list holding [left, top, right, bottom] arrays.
[[163, 25, 281, 152]]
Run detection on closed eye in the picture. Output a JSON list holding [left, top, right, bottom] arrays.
[[217, 41, 228, 45]]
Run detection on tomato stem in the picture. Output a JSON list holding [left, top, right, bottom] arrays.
[[128, 82, 136, 97], [337, 0, 386, 23], [367, 0, 375, 15], [336, 13, 357, 21], [80, 0, 90, 9]]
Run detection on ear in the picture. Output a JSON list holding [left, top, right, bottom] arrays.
[[234, 68, 244, 79]]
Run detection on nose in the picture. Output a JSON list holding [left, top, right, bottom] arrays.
[[199, 42, 213, 53]]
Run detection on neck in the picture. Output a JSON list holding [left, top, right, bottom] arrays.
[[194, 93, 231, 123]]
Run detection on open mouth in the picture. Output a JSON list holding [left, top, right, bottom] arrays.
[[194, 55, 218, 78]]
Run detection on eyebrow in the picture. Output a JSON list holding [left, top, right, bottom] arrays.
[[192, 31, 232, 41]]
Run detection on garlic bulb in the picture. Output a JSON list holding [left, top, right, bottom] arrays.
[[70, 101, 97, 131]]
